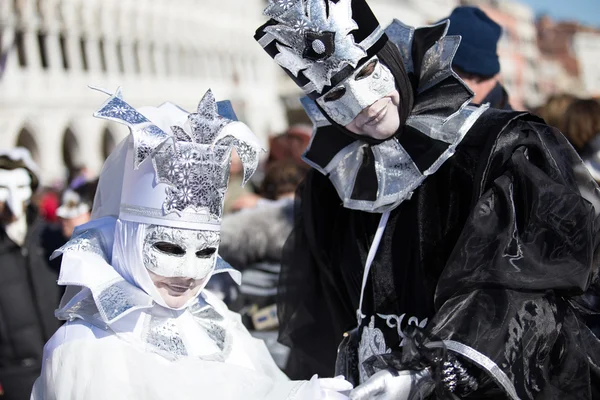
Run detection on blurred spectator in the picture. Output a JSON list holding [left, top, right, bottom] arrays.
[[66, 165, 92, 189], [42, 180, 98, 275], [446, 6, 512, 110], [267, 124, 311, 167], [260, 160, 308, 201], [229, 125, 311, 213], [219, 161, 308, 313], [57, 180, 97, 239], [0, 148, 61, 400], [222, 151, 256, 214], [35, 188, 60, 223], [537, 93, 577, 133], [563, 99, 600, 182]]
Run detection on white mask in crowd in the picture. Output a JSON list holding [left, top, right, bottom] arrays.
[[0, 168, 32, 245], [0, 168, 32, 219]]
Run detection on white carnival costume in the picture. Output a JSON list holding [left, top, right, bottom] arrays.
[[31, 88, 350, 400]]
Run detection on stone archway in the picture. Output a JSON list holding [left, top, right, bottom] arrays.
[[62, 127, 82, 172], [101, 127, 116, 160], [15, 127, 40, 164]]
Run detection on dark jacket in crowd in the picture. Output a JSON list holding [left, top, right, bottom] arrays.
[[482, 81, 512, 110], [0, 207, 61, 400]]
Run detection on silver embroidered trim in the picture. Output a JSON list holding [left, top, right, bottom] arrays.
[[94, 88, 261, 224], [301, 100, 487, 213], [358, 316, 391, 384], [55, 288, 106, 328], [143, 225, 220, 279], [264, 0, 367, 92], [120, 204, 221, 228], [359, 25, 385, 54], [301, 96, 331, 129], [189, 297, 233, 362], [54, 229, 108, 261], [377, 313, 428, 347], [96, 279, 151, 323], [427, 340, 521, 400], [57, 284, 233, 363], [144, 315, 188, 360], [258, 31, 276, 48]]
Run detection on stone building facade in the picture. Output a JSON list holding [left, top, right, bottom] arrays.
[[0, 0, 287, 184]]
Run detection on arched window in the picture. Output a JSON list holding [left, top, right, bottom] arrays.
[[16, 128, 40, 164], [133, 41, 141, 74], [98, 38, 107, 73], [37, 31, 49, 69], [80, 37, 89, 71], [101, 128, 116, 160], [59, 33, 69, 69], [62, 128, 81, 171], [116, 40, 125, 74], [15, 29, 27, 67]]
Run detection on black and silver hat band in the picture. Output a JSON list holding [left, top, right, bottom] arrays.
[[258, 25, 386, 96]]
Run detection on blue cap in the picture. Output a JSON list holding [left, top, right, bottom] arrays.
[[446, 6, 502, 77]]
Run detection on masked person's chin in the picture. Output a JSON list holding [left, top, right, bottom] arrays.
[[345, 95, 401, 140]]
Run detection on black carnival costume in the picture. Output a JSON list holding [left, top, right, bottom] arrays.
[[255, 1, 600, 399]]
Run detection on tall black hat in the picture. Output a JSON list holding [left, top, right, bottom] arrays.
[[255, 0, 388, 100]]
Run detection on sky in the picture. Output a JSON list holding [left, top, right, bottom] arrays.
[[520, 0, 600, 27]]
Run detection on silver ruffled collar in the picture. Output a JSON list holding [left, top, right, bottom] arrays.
[[301, 20, 489, 213], [54, 227, 239, 362]]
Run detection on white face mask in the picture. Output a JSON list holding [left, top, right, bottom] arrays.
[[316, 56, 397, 126], [142, 225, 220, 280], [0, 168, 32, 219]]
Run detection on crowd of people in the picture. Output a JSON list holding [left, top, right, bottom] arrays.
[[1, 2, 600, 399]]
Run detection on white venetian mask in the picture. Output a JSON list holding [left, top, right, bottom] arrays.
[[0, 168, 32, 219], [316, 56, 397, 126], [142, 225, 220, 280]]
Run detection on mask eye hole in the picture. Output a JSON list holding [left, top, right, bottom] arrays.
[[355, 59, 378, 80], [153, 242, 185, 256], [195, 247, 217, 258], [323, 87, 346, 102]]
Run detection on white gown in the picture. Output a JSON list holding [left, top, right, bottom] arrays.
[[31, 290, 325, 400]]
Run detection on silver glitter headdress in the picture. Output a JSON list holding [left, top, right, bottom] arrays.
[[298, 20, 488, 213], [256, 0, 386, 97], [92, 87, 262, 230]]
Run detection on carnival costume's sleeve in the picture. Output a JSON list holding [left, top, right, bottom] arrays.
[[31, 324, 338, 400], [426, 119, 600, 399], [278, 171, 358, 380]]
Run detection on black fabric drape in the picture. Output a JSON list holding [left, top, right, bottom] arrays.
[[279, 109, 600, 398]]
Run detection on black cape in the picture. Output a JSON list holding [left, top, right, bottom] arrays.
[[279, 108, 600, 399]]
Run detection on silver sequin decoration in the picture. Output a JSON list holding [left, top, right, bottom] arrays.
[[312, 39, 326, 54], [377, 313, 428, 347], [189, 296, 233, 361], [94, 88, 261, 224], [97, 279, 141, 323], [384, 19, 415, 74], [94, 94, 171, 169], [143, 225, 220, 279], [264, 0, 367, 92], [145, 316, 188, 359], [57, 229, 108, 261], [187, 90, 233, 144], [154, 141, 229, 219], [358, 316, 391, 384], [264, 0, 296, 18], [55, 289, 105, 327]]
